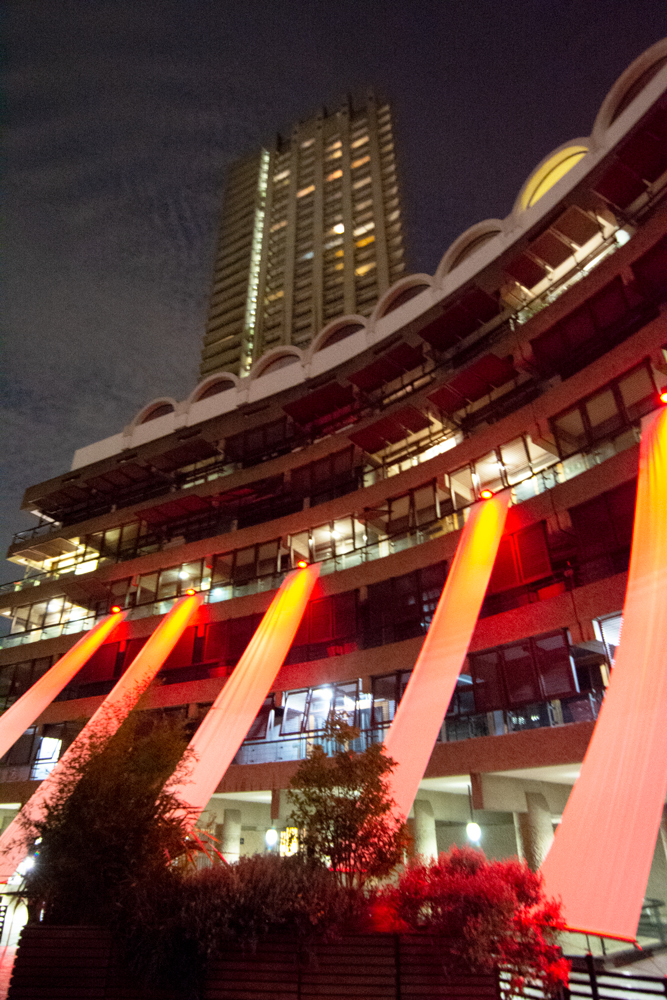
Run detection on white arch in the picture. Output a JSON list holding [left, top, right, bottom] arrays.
[[369, 274, 434, 328], [131, 397, 178, 428], [307, 315, 367, 360], [187, 372, 240, 404], [248, 346, 304, 380], [593, 37, 667, 141], [435, 219, 504, 284]]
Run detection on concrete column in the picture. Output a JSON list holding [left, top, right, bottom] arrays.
[[516, 793, 554, 871], [220, 809, 242, 863], [413, 799, 438, 861]]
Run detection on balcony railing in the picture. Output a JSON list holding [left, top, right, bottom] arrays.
[[232, 691, 604, 766], [0, 411, 646, 650]]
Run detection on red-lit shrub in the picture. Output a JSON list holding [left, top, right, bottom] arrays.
[[383, 846, 569, 995]]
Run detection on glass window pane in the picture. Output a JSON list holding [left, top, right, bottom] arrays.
[[233, 546, 256, 584], [212, 552, 234, 587], [414, 484, 437, 526], [137, 572, 158, 605], [388, 495, 410, 533], [618, 365, 656, 422], [312, 524, 334, 562], [585, 388, 622, 441], [179, 561, 203, 589], [500, 438, 531, 485], [553, 407, 588, 456], [100, 528, 121, 559], [40, 600, 59, 627], [257, 541, 279, 577], [372, 674, 397, 723], [246, 697, 273, 741], [533, 631, 578, 699], [157, 566, 180, 600], [525, 434, 558, 474], [332, 518, 355, 554], [502, 642, 540, 705], [333, 681, 358, 726], [450, 466, 474, 507], [305, 686, 334, 731], [281, 690, 308, 735], [290, 531, 310, 566], [475, 451, 504, 492], [470, 650, 504, 712]]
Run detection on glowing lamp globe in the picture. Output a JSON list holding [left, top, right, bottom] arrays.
[[660, 390, 667, 404], [466, 821, 482, 843], [265, 828, 278, 847], [110, 606, 122, 614], [479, 489, 494, 500], [296, 560, 308, 569], [185, 588, 196, 596]]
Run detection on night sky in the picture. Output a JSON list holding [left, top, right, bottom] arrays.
[[2, 1, 665, 581]]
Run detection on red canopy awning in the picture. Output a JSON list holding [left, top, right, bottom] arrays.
[[283, 382, 355, 426], [417, 288, 499, 351], [348, 342, 424, 392], [428, 353, 517, 415], [349, 405, 431, 454]]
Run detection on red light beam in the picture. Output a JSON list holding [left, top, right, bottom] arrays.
[[541, 406, 667, 941], [173, 564, 320, 828], [0, 593, 203, 881], [384, 492, 511, 823], [0, 609, 126, 762]]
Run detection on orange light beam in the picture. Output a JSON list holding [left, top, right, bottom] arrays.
[[174, 565, 320, 828], [384, 492, 511, 823], [0, 593, 203, 881], [0, 610, 127, 762], [541, 407, 667, 942]]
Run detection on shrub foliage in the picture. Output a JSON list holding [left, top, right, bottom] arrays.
[[287, 719, 411, 888]]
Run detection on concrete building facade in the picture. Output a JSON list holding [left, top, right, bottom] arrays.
[[2, 39, 667, 947], [201, 93, 407, 378]]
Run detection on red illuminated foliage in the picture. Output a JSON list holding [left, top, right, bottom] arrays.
[[381, 846, 569, 995]]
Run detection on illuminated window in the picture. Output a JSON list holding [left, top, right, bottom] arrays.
[[353, 221, 375, 237], [273, 169, 290, 183], [352, 176, 371, 190], [355, 262, 376, 276], [326, 148, 342, 160], [326, 139, 342, 151], [351, 135, 368, 149], [351, 155, 370, 170], [270, 219, 286, 232], [279, 828, 299, 857], [326, 169, 343, 182], [301, 138, 314, 149], [264, 290, 284, 303], [297, 184, 315, 198], [355, 234, 375, 248]]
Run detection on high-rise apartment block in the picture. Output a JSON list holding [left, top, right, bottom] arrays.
[[201, 94, 407, 378]]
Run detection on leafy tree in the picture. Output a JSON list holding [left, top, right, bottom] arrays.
[[19, 704, 197, 925], [383, 846, 569, 995], [287, 719, 410, 889]]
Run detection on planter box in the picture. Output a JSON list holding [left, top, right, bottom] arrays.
[[8, 924, 501, 1000]]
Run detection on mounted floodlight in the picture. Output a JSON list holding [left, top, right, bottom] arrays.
[[479, 489, 494, 500]]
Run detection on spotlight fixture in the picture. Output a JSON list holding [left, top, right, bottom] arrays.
[[110, 606, 122, 614], [660, 390, 667, 404], [479, 489, 494, 500], [185, 588, 196, 596], [296, 560, 308, 569]]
